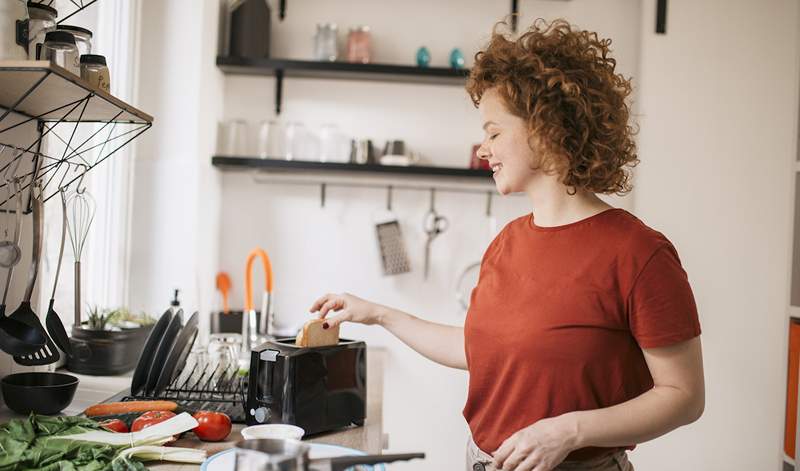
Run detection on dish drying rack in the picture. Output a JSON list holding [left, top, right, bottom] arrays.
[[122, 346, 249, 423]]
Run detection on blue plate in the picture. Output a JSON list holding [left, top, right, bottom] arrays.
[[201, 445, 386, 471]]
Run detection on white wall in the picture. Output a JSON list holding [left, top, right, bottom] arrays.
[[217, 1, 639, 469], [630, 1, 800, 470]]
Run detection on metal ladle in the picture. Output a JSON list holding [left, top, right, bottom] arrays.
[[0, 179, 45, 356], [0, 154, 24, 268]]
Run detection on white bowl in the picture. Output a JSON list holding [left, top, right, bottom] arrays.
[[240, 424, 306, 441]]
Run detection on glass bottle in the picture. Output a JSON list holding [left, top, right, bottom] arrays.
[[313, 23, 338, 61], [57, 25, 92, 71], [41, 31, 78, 75], [346, 25, 371, 63], [27, 2, 57, 60], [79, 54, 110, 92]]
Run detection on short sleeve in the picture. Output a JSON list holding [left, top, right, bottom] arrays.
[[627, 244, 702, 349]]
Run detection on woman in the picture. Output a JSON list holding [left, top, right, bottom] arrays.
[[310, 19, 704, 471]]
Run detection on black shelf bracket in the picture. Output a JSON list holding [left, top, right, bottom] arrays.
[[656, 0, 668, 34], [274, 69, 284, 115], [511, 0, 519, 32], [278, 0, 286, 20]]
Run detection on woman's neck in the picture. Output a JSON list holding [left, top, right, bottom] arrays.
[[524, 175, 612, 227]]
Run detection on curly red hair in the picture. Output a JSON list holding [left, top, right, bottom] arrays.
[[467, 19, 638, 195]]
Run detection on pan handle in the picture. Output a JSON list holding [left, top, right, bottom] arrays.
[[325, 453, 425, 471]]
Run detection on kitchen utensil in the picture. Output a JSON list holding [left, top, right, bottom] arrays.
[[130, 310, 173, 395], [27, 2, 57, 60], [67, 322, 154, 375], [41, 30, 79, 74], [153, 311, 199, 395], [67, 186, 95, 328], [0, 171, 23, 268], [12, 186, 60, 366], [374, 188, 410, 275], [221, 119, 249, 157], [216, 272, 232, 314], [313, 23, 338, 61], [246, 338, 366, 432], [202, 445, 388, 471], [0, 0, 28, 62], [45, 189, 71, 355], [256, 120, 283, 159], [242, 248, 273, 354], [241, 424, 305, 441], [227, 0, 271, 59], [350, 139, 375, 165], [144, 309, 183, 395], [234, 439, 424, 471], [1, 372, 78, 415], [346, 25, 371, 63], [422, 190, 449, 280], [208, 332, 242, 367], [0, 179, 45, 356]]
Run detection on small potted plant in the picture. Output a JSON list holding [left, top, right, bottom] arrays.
[[67, 307, 156, 376]]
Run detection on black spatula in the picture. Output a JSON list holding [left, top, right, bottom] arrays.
[[12, 187, 59, 366]]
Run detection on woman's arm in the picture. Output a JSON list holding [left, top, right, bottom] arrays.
[[493, 336, 704, 470], [568, 336, 705, 447], [310, 293, 467, 370]]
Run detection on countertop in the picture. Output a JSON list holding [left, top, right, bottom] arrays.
[[0, 348, 386, 470]]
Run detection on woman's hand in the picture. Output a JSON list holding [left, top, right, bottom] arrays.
[[309, 293, 384, 329], [492, 414, 579, 471]]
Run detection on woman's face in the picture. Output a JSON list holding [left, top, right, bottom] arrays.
[[477, 88, 539, 195]]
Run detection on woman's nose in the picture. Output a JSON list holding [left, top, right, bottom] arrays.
[[476, 142, 491, 160]]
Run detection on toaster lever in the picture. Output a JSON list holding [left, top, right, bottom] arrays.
[[259, 349, 279, 362]]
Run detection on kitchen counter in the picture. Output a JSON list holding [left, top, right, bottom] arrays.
[[152, 347, 386, 470], [0, 348, 386, 470]]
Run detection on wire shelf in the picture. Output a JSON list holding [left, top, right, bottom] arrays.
[[30, 0, 101, 26], [0, 61, 152, 210]]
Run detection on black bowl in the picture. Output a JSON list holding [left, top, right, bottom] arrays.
[[1, 372, 79, 415]]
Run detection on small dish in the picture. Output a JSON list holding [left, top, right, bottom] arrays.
[[241, 424, 305, 440]]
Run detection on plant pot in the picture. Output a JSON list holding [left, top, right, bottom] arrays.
[[66, 323, 154, 376]]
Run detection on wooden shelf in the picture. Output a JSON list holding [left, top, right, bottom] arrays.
[[212, 156, 492, 180], [0, 61, 153, 124], [216, 56, 470, 86]]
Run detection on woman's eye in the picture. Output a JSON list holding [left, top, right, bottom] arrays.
[[489, 133, 499, 140]]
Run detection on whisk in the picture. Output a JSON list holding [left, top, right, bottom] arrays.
[[66, 187, 95, 328]]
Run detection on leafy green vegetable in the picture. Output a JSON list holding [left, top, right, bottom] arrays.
[[0, 415, 144, 471]]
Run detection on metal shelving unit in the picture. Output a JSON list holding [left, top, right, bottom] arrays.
[[0, 61, 153, 209]]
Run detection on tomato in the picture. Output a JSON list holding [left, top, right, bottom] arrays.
[[131, 410, 177, 432], [192, 411, 231, 442], [98, 419, 128, 433]]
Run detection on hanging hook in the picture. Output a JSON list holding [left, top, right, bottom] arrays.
[[75, 164, 88, 194], [485, 191, 493, 217], [57, 161, 74, 192], [386, 185, 393, 211], [320, 183, 326, 208], [428, 188, 436, 212]]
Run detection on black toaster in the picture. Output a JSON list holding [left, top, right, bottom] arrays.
[[246, 337, 367, 436]]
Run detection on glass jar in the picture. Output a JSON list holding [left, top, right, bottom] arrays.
[[27, 2, 57, 60], [41, 31, 78, 74], [0, 0, 28, 61], [313, 23, 338, 61], [79, 54, 110, 92], [57, 25, 92, 71], [346, 25, 371, 64]]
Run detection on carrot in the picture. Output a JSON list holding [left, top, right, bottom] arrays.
[[84, 400, 178, 417]]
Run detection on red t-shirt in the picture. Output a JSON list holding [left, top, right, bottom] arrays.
[[463, 208, 701, 461]]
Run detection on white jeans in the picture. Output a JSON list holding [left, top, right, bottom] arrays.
[[466, 435, 634, 471]]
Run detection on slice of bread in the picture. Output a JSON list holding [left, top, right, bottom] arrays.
[[295, 318, 340, 348]]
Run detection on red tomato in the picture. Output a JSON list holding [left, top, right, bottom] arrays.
[[192, 411, 231, 442], [98, 419, 128, 433], [131, 410, 177, 433]]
